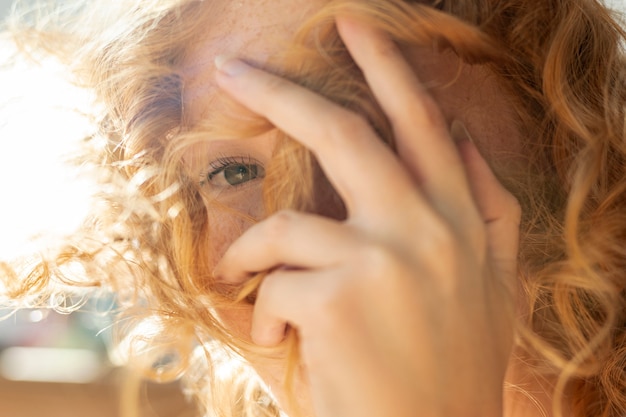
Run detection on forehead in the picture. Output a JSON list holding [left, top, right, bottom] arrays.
[[178, 0, 522, 160], [181, 0, 328, 124]]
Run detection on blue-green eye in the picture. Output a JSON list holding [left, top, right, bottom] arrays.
[[203, 157, 266, 188]]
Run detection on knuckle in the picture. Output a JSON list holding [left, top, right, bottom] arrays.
[[325, 111, 371, 144], [421, 220, 464, 272], [314, 288, 343, 317], [464, 210, 488, 250], [359, 243, 397, 276], [474, 225, 488, 250], [426, 217, 458, 253], [469, 228, 488, 264], [353, 242, 406, 287], [262, 74, 290, 97], [301, 281, 347, 330], [264, 210, 298, 237], [506, 193, 522, 225], [353, 242, 420, 298]]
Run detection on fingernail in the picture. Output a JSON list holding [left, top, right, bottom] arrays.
[[214, 55, 250, 77], [450, 119, 474, 144]]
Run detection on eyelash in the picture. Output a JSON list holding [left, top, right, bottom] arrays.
[[199, 155, 264, 187]]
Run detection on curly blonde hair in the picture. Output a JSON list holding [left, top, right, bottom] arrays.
[[2, 0, 626, 416]]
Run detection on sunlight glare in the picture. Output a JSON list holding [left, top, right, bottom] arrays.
[[0, 45, 98, 262]]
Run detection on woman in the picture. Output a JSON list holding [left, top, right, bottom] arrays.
[[2, 0, 625, 416]]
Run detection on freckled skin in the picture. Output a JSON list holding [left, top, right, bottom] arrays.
[[181, 1, 524, 416], [184, 0, 521, 268], [182, 0, 329, 123], [182, 0, 521, 162]]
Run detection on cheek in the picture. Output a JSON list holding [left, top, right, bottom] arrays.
[[205, 209, 258, 344], [205, 210, 252, 267], [203, 202, 261, 342], [202, 183, 266, 267]]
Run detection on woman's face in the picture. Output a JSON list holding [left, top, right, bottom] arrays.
[[181, 0, 522, 410], [182, 0, 331, 267], [182, 0, 522, 265]]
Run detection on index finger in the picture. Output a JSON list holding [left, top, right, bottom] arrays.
[[214, 57, 422, 217], [336, 18, 477, 222]]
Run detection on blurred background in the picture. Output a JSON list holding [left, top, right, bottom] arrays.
[[0, 1, 195, 416]]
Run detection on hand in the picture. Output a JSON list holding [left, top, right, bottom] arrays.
[[214, 17, 521, 417]]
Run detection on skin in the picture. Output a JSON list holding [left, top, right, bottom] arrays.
[[181, 1, 551, 416], [183, 0, 522, 293]]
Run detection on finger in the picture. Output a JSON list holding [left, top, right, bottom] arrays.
[[452, 121, 521, 267], [336, 18, 476, 219], [214, 210, 357, 283], [214, 56, 423, 217], [250, 268, 325, 346]]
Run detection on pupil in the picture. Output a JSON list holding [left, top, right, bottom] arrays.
[[225, 164, 254, 185]]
